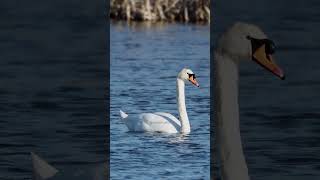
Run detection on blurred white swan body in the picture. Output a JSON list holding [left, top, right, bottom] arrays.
[[214, 22, 284, 180], [120, 68, 199, 134]]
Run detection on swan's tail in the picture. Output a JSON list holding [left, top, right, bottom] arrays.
[[119, 110, 128, 119]]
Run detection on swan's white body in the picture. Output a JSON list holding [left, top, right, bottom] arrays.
[[120, 111, 181, 133], [120, 68, 198, 134], [214, 22, 284, 180]]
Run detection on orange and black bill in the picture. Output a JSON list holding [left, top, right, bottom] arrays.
[[248, 36, 285, 80], [188, 74, 200, 87]]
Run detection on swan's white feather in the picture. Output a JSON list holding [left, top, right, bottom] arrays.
[[119, 110, 128, 119], [153, 112, 181, 126], [118, 68, 194, 134], [214, 22, 273, 180], [119, 110, 180, 133]]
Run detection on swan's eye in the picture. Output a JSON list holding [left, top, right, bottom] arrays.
[[248, 36, 276, 57], [265, 41, 276, 54], [188, 73, 196, 79]]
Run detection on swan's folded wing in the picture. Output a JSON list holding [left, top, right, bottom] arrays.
[[154, 112, 181, 126], [139, 113, 180, 133]]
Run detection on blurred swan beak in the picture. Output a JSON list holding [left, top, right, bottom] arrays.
[[253, 44, 285, 80], [189, 77, 200, 87]]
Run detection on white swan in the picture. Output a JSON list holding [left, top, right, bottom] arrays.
[[214, 22, 285, 180], [119, 68, 199, 134]]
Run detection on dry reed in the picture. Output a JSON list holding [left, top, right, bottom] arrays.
[[110, 0, 210, 23]]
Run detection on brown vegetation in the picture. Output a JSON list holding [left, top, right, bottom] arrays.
[[110, 0, 210, 23]]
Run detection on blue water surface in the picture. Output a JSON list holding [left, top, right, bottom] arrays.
[[110, 21, 210, 180]]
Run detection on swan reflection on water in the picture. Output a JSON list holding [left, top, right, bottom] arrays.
[[126, 131, 191, 144]]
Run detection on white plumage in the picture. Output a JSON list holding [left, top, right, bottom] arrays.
[[119, 68, 199, 134], [214, 22, 284, 180]]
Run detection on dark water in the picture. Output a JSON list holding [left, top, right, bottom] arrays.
[[0, 1, 107, 179], [110, 21, 210, 179], [213, 0, 320, 179]]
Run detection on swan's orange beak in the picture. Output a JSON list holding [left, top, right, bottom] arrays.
[[253, 44, 285, 80], [189, 76, 199, 87]]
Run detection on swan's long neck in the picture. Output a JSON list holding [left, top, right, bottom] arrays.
[[214, 52, 249, 180], [176, 78, 190, 133]]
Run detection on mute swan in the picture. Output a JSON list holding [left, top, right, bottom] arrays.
[[214, 22, 284, 180], [119, 68, 199, 134]]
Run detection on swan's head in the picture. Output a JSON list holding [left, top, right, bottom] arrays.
[[216, 22, 285, 80], [178, 68, 199, 87]]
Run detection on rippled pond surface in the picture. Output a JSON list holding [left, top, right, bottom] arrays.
[[110, 21, 210, 179], [0, 1, 107, 179], [213, 0, 320, 179]]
